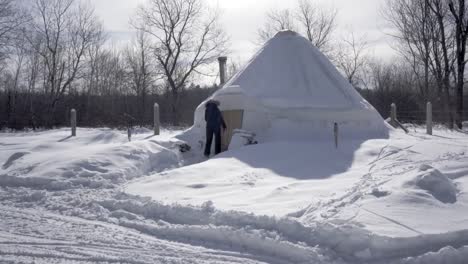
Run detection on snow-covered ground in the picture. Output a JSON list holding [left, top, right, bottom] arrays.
[[1, 127, 468, 263]]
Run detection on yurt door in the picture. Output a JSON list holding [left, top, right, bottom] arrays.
[[221, 110, 244, 151]]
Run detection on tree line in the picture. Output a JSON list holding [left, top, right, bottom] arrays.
[[381, 0, 468, 128], [0, 0, 467, 130], [0, 0, 226, 129]]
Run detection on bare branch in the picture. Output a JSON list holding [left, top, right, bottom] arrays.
[[135, 0, 229, 124], [256, 0, 337, 55], [335, 31, 370, 87], [296, 0, 337, 53]]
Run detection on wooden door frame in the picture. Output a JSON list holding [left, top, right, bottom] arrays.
[[221, 110, 244, 151]]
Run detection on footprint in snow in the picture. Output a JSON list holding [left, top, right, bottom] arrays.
[[187, 184, 207, 189], [2, 152, 29, 170]]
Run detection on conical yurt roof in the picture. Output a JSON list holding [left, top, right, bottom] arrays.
[[188, 30, 388, 143], [218, 30, 371, 110]]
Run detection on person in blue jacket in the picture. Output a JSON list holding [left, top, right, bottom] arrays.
[[204, 100, 227, 157]]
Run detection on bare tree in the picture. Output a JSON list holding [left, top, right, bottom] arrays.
[[86, 28, 107, 94], [124, 30, 159, 125], [256, 0, 337, 55], [385, 0, 457, 127], [94, 49, 127, 97], [226, 57, 242, 81], [335, 32, 369, 87], [3, 41, 26, 127], [84, 27, 106, 121], [0, 0, 228, 129], [0, 0, 29, 64], [426, 0, 457, 128], [28, 0, 104, 126], [135, 0, 228, 124], [448, 0, 468, 129], [384, 0, 436, 100], [23, 36, 42, 128], [257, 8, 296, 44], [296, 0, 337, 53]]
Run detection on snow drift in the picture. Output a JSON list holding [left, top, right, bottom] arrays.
[[2, 127, 468, 263]]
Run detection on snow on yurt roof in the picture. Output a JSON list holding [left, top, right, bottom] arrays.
[[220, 30, 369, 110]]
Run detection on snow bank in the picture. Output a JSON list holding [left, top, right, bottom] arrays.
[[405, 165, 458, 204], [2, 127, 468, 263], [396, 246, 468, 264], [125, 128, 468, 262], [98, 194, 468, 263], [0, 205, 266, 264], [126, 139, 387, 216], [0, 128, 182, 191]]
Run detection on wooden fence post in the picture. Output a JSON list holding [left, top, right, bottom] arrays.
[[427, 102, 433, 135], [334, 122, 339, 148], [154, 103, 160, 136], [390, 103, 397, 128], [71, 109, 76, 137]]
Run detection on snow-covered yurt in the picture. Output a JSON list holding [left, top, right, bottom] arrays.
[[189, 30, 389, 150]]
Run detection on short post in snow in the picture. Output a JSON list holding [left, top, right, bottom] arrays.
[[127, 127, 132, 142], [426, 102, 433, 135], [390, 103, 397, 128], [154, 102, 160, 136], [334, 122, 339, 149], [71, 109, 77, 137]]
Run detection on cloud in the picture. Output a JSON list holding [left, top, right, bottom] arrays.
[[95, 0, 395, 64]]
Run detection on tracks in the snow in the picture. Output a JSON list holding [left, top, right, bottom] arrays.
[[0, 205, 271, 264]]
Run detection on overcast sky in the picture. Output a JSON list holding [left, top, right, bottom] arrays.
[[93, 0, 395, 64]]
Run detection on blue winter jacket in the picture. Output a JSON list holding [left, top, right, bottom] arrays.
[[205, 102, 227, 130]]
